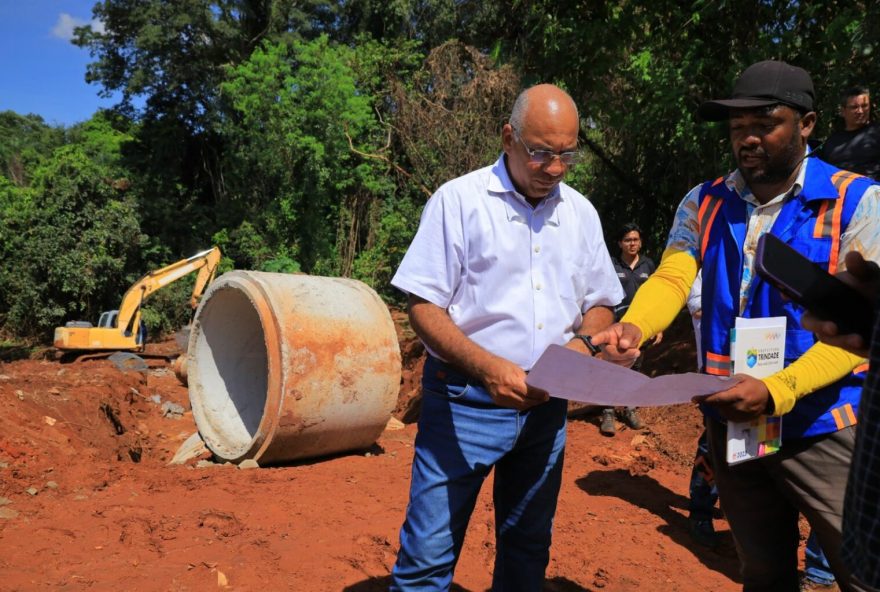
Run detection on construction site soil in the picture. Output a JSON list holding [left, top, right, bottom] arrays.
[[0, 311, 815, 591]]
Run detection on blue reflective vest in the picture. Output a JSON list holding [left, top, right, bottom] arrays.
[[698, 158, 875, 439]]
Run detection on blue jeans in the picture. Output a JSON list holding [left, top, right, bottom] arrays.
[[688, 429, 718, 521], [390, 356, 568, 591], [805, 530, 835, 585]]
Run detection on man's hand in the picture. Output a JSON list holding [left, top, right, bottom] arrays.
[[480, 356, 548, 411], [589, 322, 643, 367], [693, 375, 771, 422], [408, 295, 548, 411], [801, 250, 879, 358]]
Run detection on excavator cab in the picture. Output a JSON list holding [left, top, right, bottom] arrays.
[[97, 310, 118, 329]]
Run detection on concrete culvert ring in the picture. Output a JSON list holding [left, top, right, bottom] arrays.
[[187, 271, 401, 465], [188, 281, 270, 462]]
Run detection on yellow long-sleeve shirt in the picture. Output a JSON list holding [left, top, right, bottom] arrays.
[[621, 248, 865, 416]]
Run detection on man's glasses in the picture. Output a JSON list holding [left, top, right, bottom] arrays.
[[513, 128, 580, 167]]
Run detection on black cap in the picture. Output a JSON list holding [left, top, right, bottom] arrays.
[[698, 60, 815, 121]]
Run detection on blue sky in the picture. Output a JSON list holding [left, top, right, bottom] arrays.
[[0, 1, 118, 127]]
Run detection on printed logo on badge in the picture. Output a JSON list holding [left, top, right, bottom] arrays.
[[746, 348, 758, 368]]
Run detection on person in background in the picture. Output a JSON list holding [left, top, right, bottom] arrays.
[[817, 86, 880, 180], [591, 60, 880, 591], [685, 271, 721, 549], [803, 531, 839, 591], [802, 250, 880, 592], [602, 222, 660, 435], [389, 84, 623, 591]]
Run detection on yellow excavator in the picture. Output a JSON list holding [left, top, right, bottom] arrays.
[[54, 247, 221, 353]]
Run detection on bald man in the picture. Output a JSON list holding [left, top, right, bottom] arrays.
[[389, 84, 623, 590]]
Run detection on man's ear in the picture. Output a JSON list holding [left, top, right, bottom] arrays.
[[800, 111, 817, 138], [501, 123, 515, 154]]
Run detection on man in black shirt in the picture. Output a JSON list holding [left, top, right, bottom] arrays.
[[817, 86, 880, 179], [602, 223, 659, 435]]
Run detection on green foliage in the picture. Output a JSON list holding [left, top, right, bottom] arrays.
[[0, 111, 65, 187], [139, 276, 198, 339], [6, 0, 880, 344], [221, 35, 403, 275], [473, 0, 880, 257], [0, 138, 145, 339], [350, 195, 422, 297], [261, 256, 302, 274], [74, 0, 336, 127]]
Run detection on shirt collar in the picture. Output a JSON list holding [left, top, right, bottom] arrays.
[[488, 155, 563, 224]]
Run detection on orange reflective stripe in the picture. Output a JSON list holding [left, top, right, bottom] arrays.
[[854, 363, 869, 375], [705, 351, 731, 376], [711, 176, 725, 188], [829, 197, 844, 272], [699, 197, 723, 262], [832, 170, 861, 196], [844, 403, 858, 426], [831, 403, 858, 430], [813, 200, 829, 238], [831, 407, 845, 430], [829, 171, 862, 272], [812, 171, 864, 272]]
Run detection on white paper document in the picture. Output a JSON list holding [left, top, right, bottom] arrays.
[[525, 344, 739, 407]]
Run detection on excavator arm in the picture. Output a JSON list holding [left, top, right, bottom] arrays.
[[114, 247, 221, 336], [54, 247, 222, 351]]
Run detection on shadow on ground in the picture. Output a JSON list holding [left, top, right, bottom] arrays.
[[577, 468, 741, 582]]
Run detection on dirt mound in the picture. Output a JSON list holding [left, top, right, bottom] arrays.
[[0, 314, 813, 591]]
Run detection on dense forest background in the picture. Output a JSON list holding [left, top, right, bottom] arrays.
[[1, 0, 878, 343]]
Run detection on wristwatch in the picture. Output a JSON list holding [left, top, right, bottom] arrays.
[[574, 334, 602, 356]]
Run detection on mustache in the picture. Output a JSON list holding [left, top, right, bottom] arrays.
[[738, 148, 766, 159]]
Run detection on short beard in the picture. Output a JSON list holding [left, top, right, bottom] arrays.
[[739, 126, 804, 187]]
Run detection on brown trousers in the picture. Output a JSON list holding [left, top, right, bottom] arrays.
[[707, 419, 869, 592]]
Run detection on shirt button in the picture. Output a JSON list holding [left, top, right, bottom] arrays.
[[534, 246, 541, 253], [536, 283, 543, 291], [537, 323, 544, 330]]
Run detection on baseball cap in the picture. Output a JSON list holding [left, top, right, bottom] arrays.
[[698, 60, 815, 121]]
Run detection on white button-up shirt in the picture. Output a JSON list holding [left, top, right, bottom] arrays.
[[392, 156, 623, 370]]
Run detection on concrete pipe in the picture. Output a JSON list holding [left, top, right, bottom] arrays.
[[171, 355, 188, 386], [187, 271, 401, 464]]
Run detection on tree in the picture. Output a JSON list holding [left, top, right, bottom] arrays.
[[73, 0, 339, 254], [464, 0, 880, 254], [0, 117, 145, 340], [220, 35, 408, 277], [391, 41, 520, 193], [0, 112, 64, 187]]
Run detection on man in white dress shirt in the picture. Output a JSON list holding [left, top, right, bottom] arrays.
[[389, 84, 623, 591]]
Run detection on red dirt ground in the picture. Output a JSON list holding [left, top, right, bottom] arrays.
[[0, 312, 814, 591]]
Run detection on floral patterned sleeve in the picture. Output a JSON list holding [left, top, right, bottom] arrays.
[[840, 185, 880, 271], [664, 184, 704, 259]]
